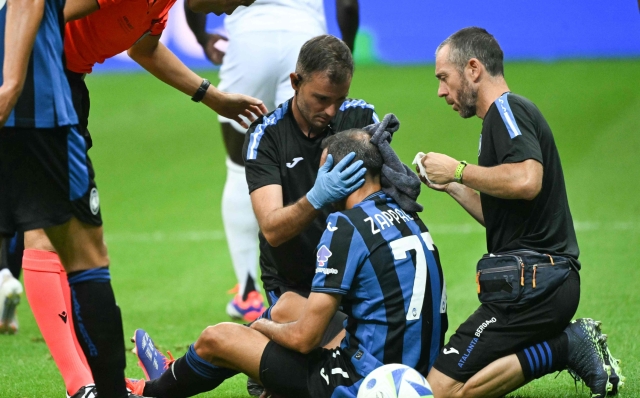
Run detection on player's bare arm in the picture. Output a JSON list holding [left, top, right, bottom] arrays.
[[186, 0, 254, 15], [422, 153, 543, 200], [63, 0, 98, 22], [0, 0, 45, 128], [251, 292, 341, 354], [183, 3, 225, 65], [250, 185, 320, 247], [128, 34, 267, 128], [336, 0, 359, 53]]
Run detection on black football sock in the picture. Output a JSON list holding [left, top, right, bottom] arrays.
[[67, 267, 127, 398], [516, 333, 569, 381], [242, 274, 257, 301], [144, 344, 238, 398]]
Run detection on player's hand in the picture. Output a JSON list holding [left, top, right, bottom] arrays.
[[307, 152, 366, 210], [205, 91, 268, 129], [202, 33, 225, 65], [422, 152, 458, 185], [0, 84, 20, 129]]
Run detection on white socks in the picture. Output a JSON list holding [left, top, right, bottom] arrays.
[[221, 158, 260, 296]]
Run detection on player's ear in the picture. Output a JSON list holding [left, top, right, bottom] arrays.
[[290, 72, 303, 92], [467, 58, 482, 82]]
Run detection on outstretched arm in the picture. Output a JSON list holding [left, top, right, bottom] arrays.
[[335, 0, 359, 53], [251, 292, 341, 354], [0, 0, 45, 127], [128, 34, 266, 127]]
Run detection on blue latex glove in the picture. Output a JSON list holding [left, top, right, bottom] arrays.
[[307, 152, 366, 209]]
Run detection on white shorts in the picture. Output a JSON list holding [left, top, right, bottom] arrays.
[[217, 29, 324, 132]]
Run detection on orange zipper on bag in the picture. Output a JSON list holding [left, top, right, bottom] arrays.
[[476, 271, 481, 293], [532, 265, 537, 288], [547, 254, 554, 266], [520, 260, 525, 286]]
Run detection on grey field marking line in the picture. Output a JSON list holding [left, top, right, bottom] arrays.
[[105, 221, 640, 242]]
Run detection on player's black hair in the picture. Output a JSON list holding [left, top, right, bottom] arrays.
[[322, 129, 383, 176], [296, 35, 354, 85], [437, 27, 504, 77]]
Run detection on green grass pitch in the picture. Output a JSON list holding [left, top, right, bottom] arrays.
[[1, 60, 639, 397]]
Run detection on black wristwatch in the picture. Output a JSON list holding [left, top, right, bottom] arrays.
[[191, 79, 210, 102]]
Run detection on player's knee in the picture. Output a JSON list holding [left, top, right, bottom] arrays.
[[270, 292, 304, 323], [195, 324, 232, 361]]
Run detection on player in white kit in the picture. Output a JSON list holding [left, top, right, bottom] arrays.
[[185, 0, 360, 322]]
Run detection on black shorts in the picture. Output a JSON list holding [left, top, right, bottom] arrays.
[[0, 125, 102, 235], [432, 269, 580, 382], [260, 341, 363, 398]]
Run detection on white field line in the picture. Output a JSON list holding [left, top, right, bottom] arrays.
[[105, 221, 640, 242]]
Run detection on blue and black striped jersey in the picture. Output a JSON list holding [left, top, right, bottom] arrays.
[[0, 0, 78, 128], [312, 192, 448, 377]]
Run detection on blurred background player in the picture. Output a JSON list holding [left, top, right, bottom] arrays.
[[0, 232, 23, 334], [184, 0, 360, 321], [11, 0, 266, 396]]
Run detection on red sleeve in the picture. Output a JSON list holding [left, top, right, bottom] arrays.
[[149, 1, 175, 35], [96, 0, 126, 10]]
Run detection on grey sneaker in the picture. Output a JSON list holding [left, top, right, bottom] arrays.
[[565, 318, 612, 398], [590, 320, 625, 395]]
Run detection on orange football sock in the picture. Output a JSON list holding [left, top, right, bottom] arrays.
[[22, 249, 94, 396]]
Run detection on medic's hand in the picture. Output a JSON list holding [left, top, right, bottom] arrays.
[[306, 152, 366, 210]]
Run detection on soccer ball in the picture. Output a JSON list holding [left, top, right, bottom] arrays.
[[357, 364, 433, 398]]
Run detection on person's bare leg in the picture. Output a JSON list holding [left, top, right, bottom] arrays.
[[24, 229, 55, 251], [44, 217, 108, 273], [220, 122, 263, 321], [269, 291, 307, 323], [196, 322, 271, 381], [428, 354, 526, 398]]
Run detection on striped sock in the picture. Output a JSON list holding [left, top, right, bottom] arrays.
[[516, 334, 568, 380]]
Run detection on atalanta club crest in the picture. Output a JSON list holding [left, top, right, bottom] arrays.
[[317, 245, 332, 267]]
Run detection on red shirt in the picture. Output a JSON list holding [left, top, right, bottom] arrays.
[[65, 0, 177, 73]]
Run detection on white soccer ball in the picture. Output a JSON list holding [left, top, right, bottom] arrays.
[[357, 364, 433, 398]]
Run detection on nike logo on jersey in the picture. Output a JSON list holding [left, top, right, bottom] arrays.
[[286, 157, 304, 168], [327, 222, 338, 232], [443, 347, 459, 355]]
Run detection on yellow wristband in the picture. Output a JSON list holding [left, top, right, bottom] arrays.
[[454, 161, 468, 183]]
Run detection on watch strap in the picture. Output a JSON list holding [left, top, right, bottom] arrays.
[[191, 79, 211, 103], [454, 161, 468, 183]]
